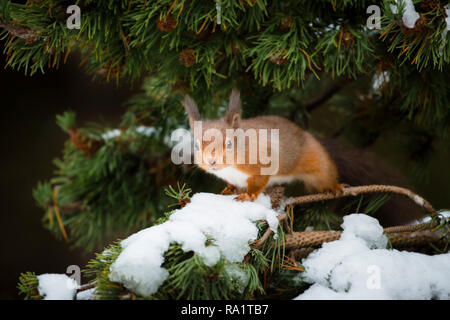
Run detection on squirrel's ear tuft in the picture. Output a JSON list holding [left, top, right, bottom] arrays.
[[226, 89, 241, 128], [182, 95, 201, 129]]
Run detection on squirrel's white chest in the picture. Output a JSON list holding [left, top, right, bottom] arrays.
[[209, 167, 249, 188]]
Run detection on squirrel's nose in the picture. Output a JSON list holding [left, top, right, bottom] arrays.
[[207, 158, 216, 165]]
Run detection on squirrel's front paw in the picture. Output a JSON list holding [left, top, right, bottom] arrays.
[[221, 184, 238, 195], [234, 193, 257, 202]]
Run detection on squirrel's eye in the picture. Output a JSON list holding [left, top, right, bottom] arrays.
[[226, 140, 232, 149], [194, 140, 200, 151]]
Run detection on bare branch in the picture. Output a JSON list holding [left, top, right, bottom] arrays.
[[284, 185, 436, 215]]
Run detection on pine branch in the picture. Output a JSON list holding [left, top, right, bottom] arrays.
[[285, 185, 436, 215], [286, 220, 448, 261], [0, 14, 40, 43]]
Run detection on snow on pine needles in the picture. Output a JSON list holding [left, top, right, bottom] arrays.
[[109, 193, 280, 296], [37, 274, 78, 300]]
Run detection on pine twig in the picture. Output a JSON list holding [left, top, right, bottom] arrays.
[[77, 282, 96, 293], [52, 187, 69, 240], [285, 220, 447, 260], [252, 214, 287, 250], [251, 184, 436, 256], [284, 185, 436, 215]]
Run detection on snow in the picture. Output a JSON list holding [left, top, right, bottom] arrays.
[[372, 71, 389, 92], [135, 126, 157, 137], [101, 129, 122, 140], [445, 4, 450, 31], [216, 1, 222, 25], [101, 126, 158, 140], [390, 0, 420, 29], [37, 274, 77, 300], [76, 287, 96, 300], [410, 210, 450, 225], [224, 264, 248, 293], [109, 193, 279, 296], [295, 214, 450, 300]]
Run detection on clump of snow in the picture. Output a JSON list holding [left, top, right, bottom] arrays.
[[372, 71, 390, 92], [216, 1, 222, 25], [340, 214, 388, 249], [224, 264, 249, 293], [135, 126, 157, 137], [101, 129, 122, 140], [410, 210, 450, 225], [445, 4, 450, 30], [37, 274, 77, 300], [101, 126, 161, 141], [391, 0, 420, 29], [109, 193, 279, 296], [295, 214, 450, 300], [76, 287, 96, 300]]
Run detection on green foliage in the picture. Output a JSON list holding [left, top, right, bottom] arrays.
[[1, 0, 439, 252], [152, 245, 263, 299], [246, 14, 315, 89], [5, 0, 450, 300], [380, 0, 450, 70], [165, 182, 192, 208], [83, 242, 126, 300], [2, 0, 449, 144], [56, 111, 77, 133], [17, 272, 42, 300], [33, 109, 184, 250]]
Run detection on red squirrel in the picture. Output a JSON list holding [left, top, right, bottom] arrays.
[[182, 89, 424, 226]]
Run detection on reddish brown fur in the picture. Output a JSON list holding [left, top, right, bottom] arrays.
[[182, 90, 424, 226], [183, 91, 342, 201]]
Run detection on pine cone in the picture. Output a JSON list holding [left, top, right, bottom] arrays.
[[397, 15, 427, 36], [69, 128, 103, 157], [340, 29, 354, 49], [280, 16, 294, 31], [231, 42, 240, 53], [179, 49, 196, 67], [269, 50, 288, 65], [156, 16, 177, 32]]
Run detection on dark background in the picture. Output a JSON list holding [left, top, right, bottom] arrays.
[[0, 54, 139, 299], [0, 54, 449, 300]]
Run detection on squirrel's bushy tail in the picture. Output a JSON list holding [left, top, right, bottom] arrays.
[[319, 138, 425, 226]]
